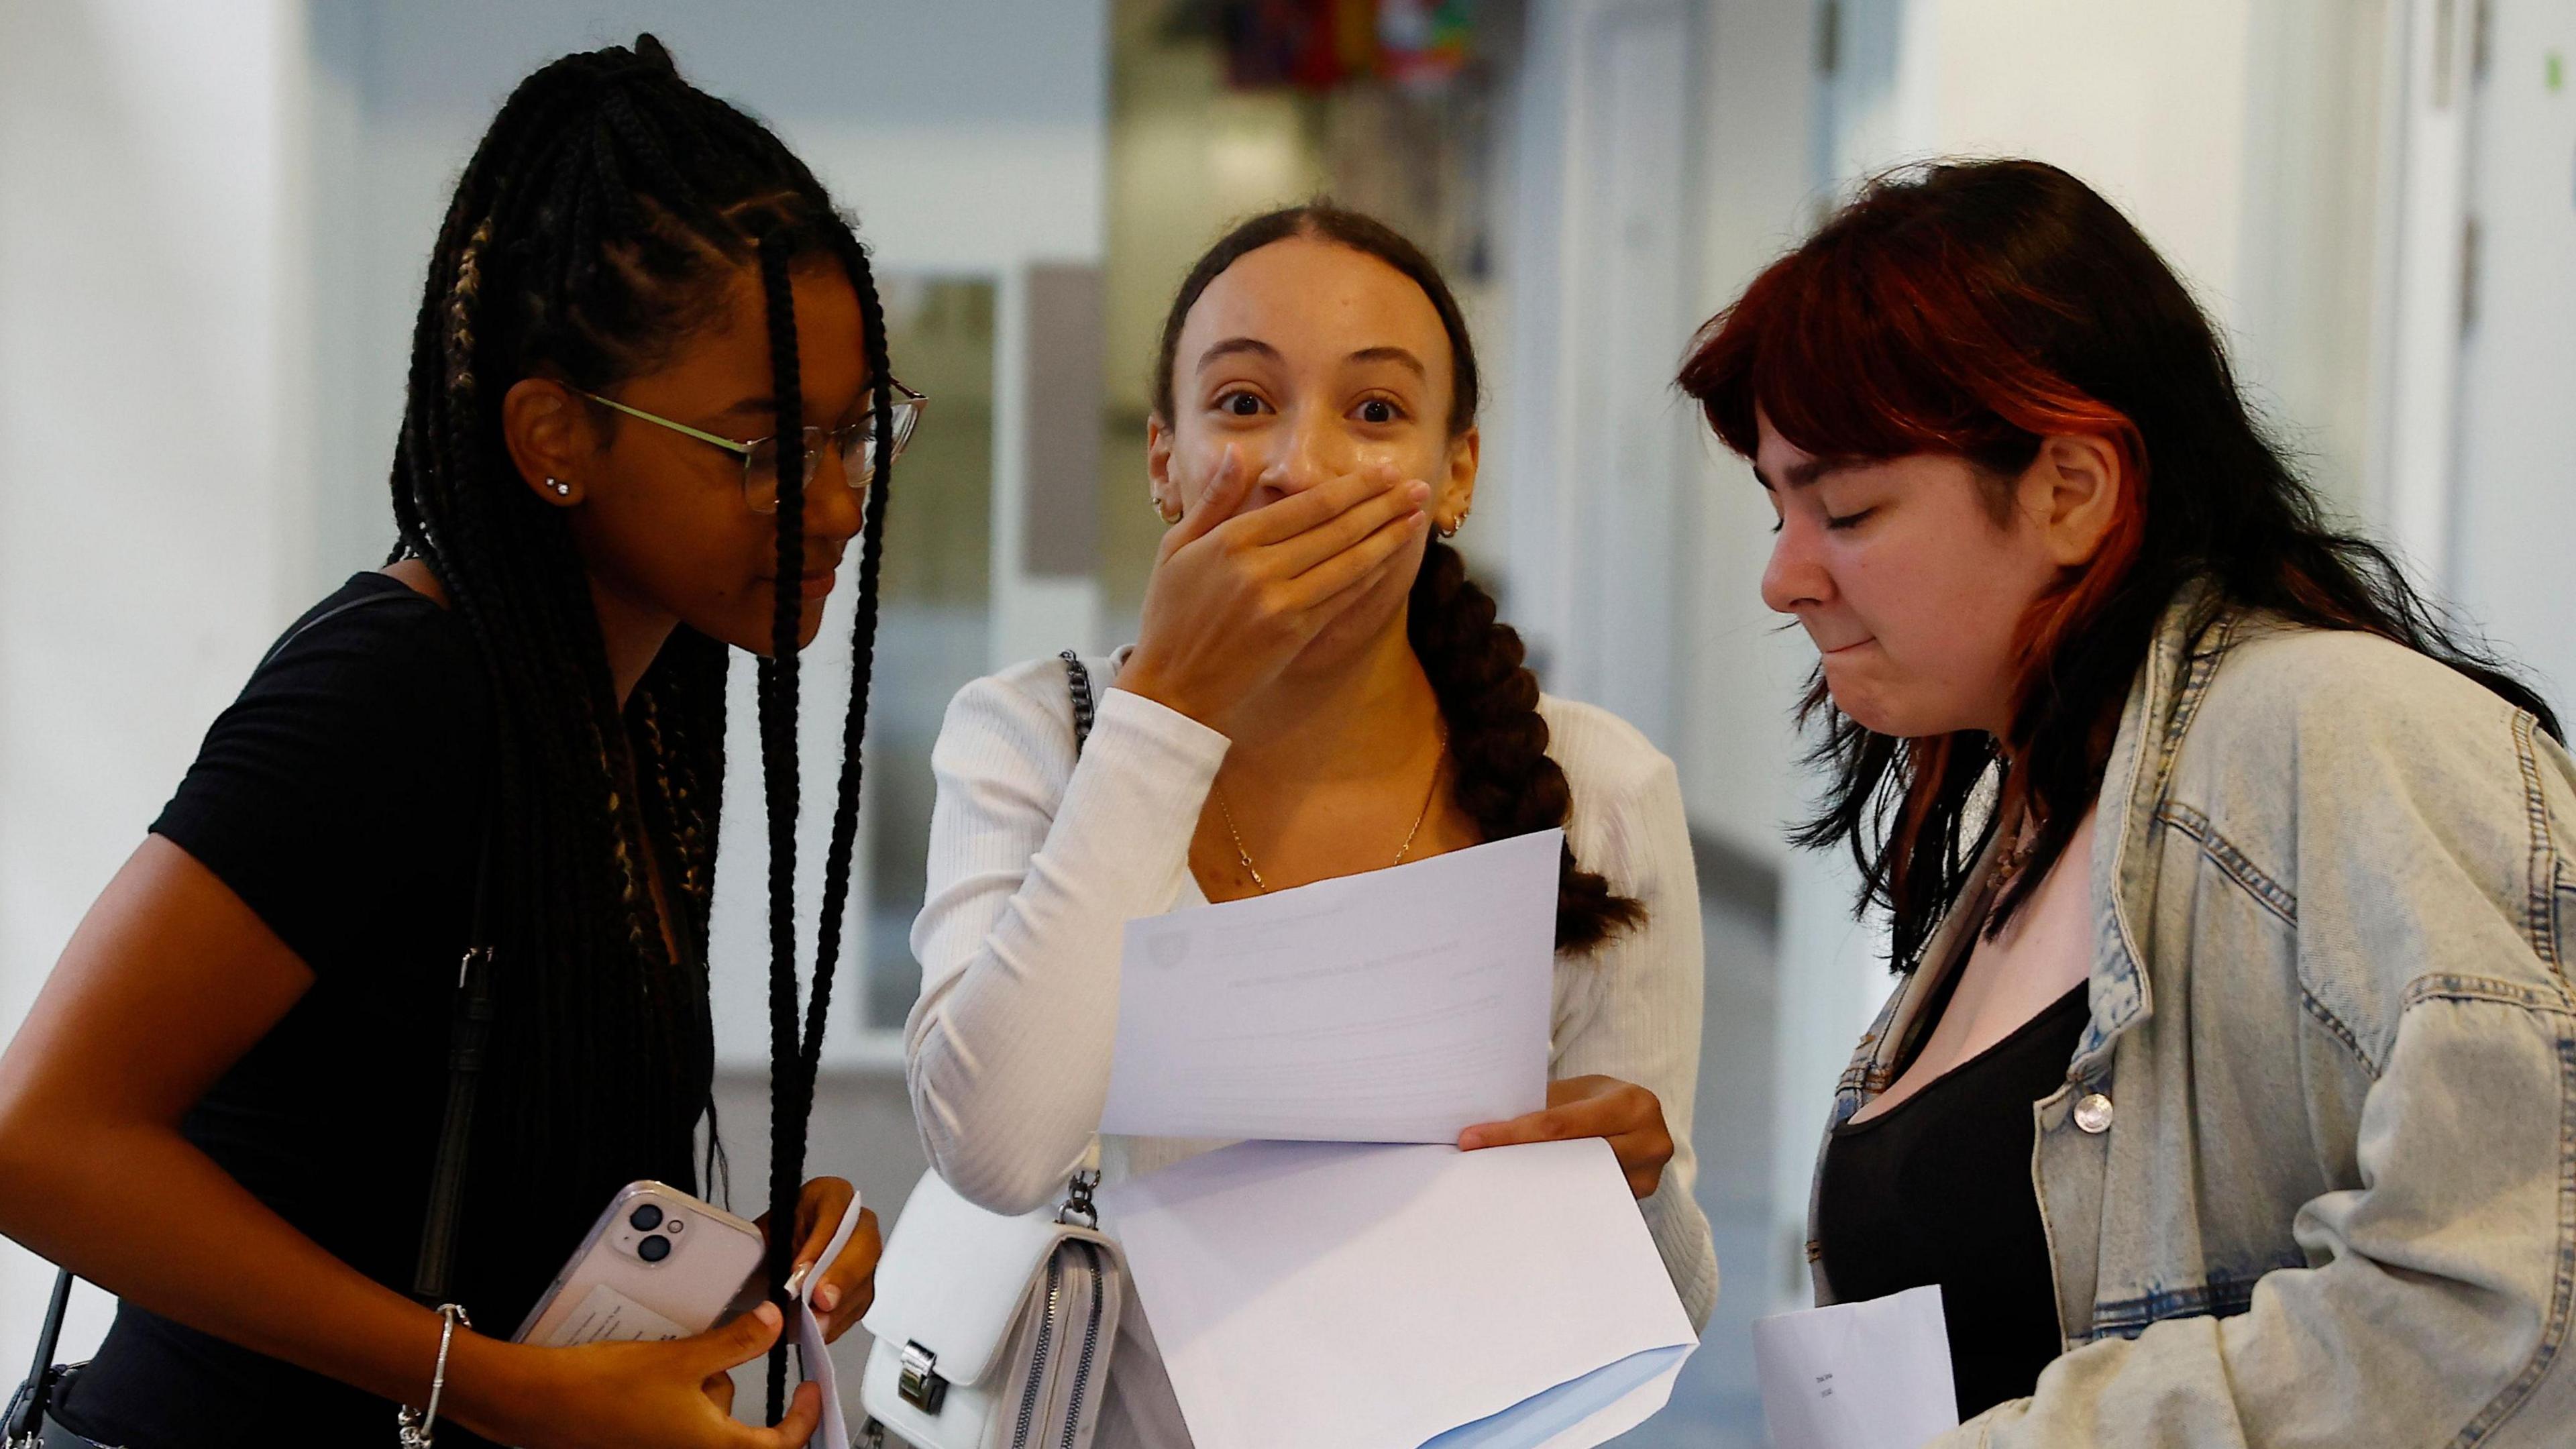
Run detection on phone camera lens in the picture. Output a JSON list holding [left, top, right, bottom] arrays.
[[629, 1203, 664, 1232], [637, 1234, 672, 1263]]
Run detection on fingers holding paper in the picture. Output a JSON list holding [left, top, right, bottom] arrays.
[[1458, 1075, 1674, 1200], [769, 1176, 882, 1342], [811, 1208, 882, 1341]]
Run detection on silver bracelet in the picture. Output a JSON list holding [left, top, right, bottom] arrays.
[[396, 1303, 472, 1448]]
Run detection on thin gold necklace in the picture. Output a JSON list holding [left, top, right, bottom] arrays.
[[1213, 733, 1448, 894]]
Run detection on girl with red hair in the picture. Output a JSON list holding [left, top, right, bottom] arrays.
[[1684, 159, 2575, 1444]]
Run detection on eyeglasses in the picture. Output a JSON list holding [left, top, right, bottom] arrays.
[[573, 380, 926, 515]]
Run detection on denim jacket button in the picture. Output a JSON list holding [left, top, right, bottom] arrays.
[[2075, 1092, 2115, 1134]]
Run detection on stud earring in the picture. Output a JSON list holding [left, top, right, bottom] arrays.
[[547, 478, 571, 498]]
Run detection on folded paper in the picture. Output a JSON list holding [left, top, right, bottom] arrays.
[[1099, 1137, 1697, 1449]]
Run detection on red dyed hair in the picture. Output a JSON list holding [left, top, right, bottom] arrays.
[[1680, 170, 2159, 876], [1682, 189, 2148, 720], [1677, 160, 2557, 964]]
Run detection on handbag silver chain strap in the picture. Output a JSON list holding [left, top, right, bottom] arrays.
[[1054, 660, 1105, 1225], [861, 652, 1113, 1447]]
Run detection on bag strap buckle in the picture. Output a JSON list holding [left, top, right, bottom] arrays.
[[1057, 1168, 1101, 1230], [898, 1341, 949, 1413]]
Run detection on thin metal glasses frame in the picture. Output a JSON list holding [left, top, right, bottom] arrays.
[[573, 380, 926, 514]]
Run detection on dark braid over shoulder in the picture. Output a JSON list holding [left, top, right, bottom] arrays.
[[385, 36, 896, 1390], [1409, 541, 1646, 953]]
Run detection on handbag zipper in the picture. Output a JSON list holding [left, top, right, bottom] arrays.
[[1058, 1242, 1107, 1449], [1010, 1253, 1064, 1449]]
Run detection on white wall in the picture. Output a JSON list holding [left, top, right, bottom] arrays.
[[2366, 0, 2575, 747], [2378, 0, 2478, 572], [1912, 0, 2400, 512], [0, 0, 315, 1373], [1493, 0, 1817, 868], [1680, 0, 1842, 869], [1924, 0, 2259, 309], [2449, 0, 2576, 716]]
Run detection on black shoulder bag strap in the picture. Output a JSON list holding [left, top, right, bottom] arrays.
[[3, 1273, 73, 1445], [1062, 650, 1097, 754], [411, 804, 498, 1304]]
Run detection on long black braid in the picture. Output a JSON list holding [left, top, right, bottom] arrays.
[[752, 241, 808, 1401], [389, 36, 892, 1416]]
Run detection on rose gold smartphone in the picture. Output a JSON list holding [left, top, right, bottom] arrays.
[[512, 1180, 768, 1347]]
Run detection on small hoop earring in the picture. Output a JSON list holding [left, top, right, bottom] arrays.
[[1151, 493, 1181, 525]]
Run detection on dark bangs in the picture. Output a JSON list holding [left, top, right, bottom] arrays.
[[1679, 178, 2143, 486]]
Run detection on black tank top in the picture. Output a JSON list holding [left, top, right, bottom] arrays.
[[1816, 972, 2089, 1420]]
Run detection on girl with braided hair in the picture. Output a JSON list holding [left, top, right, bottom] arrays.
[[0, 38, 897, 1448], [908, 203, 1717, 1444]]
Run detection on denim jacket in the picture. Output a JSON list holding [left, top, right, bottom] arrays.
[[1810, 582, 2576, 1447]]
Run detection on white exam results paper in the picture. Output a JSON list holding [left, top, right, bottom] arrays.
[[786, 1191, 866, 1449], [1100, 829, 1562, 1142], [1097, 1136, 1698, 1449], [1752, 1285, 1959, 1449]]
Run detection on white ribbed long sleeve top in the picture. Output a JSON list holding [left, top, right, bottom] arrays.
[[904, 651, 1718, 1441]]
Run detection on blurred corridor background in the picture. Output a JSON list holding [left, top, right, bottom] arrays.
[[3, 1, 2570, 1441]]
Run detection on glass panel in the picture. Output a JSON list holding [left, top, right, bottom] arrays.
[[860, 274, 997, 1031]]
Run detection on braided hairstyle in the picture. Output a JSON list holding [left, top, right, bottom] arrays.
[[390, 36, 894, 1410], [1151, 203, 1645, 952]]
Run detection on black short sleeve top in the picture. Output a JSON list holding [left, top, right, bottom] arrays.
[[62, 572, 501, 1448]]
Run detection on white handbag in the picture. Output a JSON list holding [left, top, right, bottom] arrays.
[[858, 1166, 1124, 1449]]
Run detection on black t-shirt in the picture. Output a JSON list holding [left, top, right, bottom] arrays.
[[1815, 969, 2090, 1421], [61, 573, 508, 1448]]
